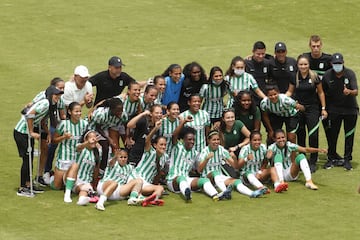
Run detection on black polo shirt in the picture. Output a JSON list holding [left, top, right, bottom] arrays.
[[322, 67, 359, 115], [293, 73, 320, 106], [269, 56, 297, 93], [89, 70, 135, 105], [303, 52, 332, 79]]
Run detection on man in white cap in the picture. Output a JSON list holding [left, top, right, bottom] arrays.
[[63, 65, 93, 108]]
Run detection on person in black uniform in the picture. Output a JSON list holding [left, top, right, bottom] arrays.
[[293, 54, 328, 173], [89, 56, 136, 105], [302, 36, 341, 164], [245, 41, 273, 106], [322, 53, 358, 170], [270, 42, 297, 95]]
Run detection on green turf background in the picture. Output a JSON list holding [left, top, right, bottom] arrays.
[[0, 0, 359, 239]]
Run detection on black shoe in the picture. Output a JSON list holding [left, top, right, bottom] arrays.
[[335, 158, 345, 167], [32, 185, 45, 194], [34, 176, 48, 187], [323, 160, 334, 169], [17, 187, 35, 198], [310, 163, 316, 173], [344, 161, 353, 171]]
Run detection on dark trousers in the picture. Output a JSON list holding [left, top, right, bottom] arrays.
[[45, 126, 57, 173], [98, 140, 109, 171], [14, 130, 34, 187], [328, 113, 357, 161], [297, 105, 320, 164]]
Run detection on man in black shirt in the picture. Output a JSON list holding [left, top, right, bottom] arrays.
[[89, 56, 136, 105], [322, 53, 358, 170], [270, 42, 297, 95]]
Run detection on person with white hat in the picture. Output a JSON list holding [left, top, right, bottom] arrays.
[[63, 65, 93, 108]]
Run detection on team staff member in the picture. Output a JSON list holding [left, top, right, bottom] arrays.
[[269, 42, 297, 95], [63, 65, 93, 109], [322, 53, 358, 171], [245, 41, 273, 106], [293, 55, 327, 173], [89, 56, 136, 105]]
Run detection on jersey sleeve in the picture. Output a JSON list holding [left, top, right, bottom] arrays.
[[55, 120, 65, 135], [249, 74, 259, 90], [34, 100, 49, 115], [198, 147, 209, 163], [199, 84, 208, 98], [259, 98, 268, 111]]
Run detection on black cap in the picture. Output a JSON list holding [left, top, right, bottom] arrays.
[[331, 53, 344, 64], [108, 56, 125, 67], [275, 42, 287, 52], [45, 85, 64, 96]]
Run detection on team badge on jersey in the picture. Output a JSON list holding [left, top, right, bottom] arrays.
[[119, 80, 123, 86], [249, 115, 253, 120], [319, 63, 324, 69], [289, 65, 294, 71], [263, 67, 267, 73], [344, 78, 349, 85], [309, 79, 312, 84], [233, 130, 237, 135]]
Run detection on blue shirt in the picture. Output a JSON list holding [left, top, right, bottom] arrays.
[[162, 74, 185, 105]]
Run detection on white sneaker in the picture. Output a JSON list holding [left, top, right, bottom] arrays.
[[127, 197, 142, 206], [77, 196, 90, 206], [95, 203, 105, 211], [64, 195, 72, 203], [43, 172, 51, 185]]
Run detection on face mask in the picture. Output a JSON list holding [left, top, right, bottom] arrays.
[[234, 69, 244, 76], [212, 80, 222, 86], [332, 64, 343, 73]]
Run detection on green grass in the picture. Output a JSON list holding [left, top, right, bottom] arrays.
[[1, 0, 360, 239]]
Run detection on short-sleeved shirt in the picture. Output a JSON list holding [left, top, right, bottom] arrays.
[[322, 67, 359, 115], [260, 94, 297, 117], [222, 120, 246, 149], [198, 145, 230, 177], [268, 141, 298, 169], [293, 73, 320, 106], [166, 141, 199, 180], [89, 70, 135, 105], [162, 75, 185, 105], [303, 52, 332, 79], [132, 147, 167, 183], [15, 99, 49, 134], [63, 80, 93, 106], [238, 143, 267, 175], [101, 161, 134, 185], [178, 78, 205, 112], [56, 119, 88, 161], [139, 95, 153, 111], [180, 110, 210, 152], [76, 147, 98, 183], [87, 107, 127, 131], [118, 95, 140, 120], [225, 73, 259, 108], [159, 117, 180, 155], [200, 84, 225, 119], [235, 107, 261, 131], [269, 57, 297, 93]]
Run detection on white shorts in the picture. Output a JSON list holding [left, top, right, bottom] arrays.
[[127, 173, 152, 188], [96, 181, 126, 201], [73, 179, 93, 193], [215, 174, 232, 184], [166, 176, 195, 193], [283, 165, 299, 182], [111, 123, 126, 135], [56, 160, 73, 171]]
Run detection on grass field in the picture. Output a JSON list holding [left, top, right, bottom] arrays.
[[1, 0, 360, 239]]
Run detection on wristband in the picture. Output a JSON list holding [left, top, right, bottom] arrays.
[[321, 107, 326, 110]]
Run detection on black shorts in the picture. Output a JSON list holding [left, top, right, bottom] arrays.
[[13, 130, 34, 158], [269, 113, 298, 133]]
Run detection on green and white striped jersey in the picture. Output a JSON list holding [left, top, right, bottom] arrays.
[[56, 119, 88, 161], [88, 107, 127, 131], [133, 147, 167, 183], [32, 91, 65, 110], [117, 95, 140, 119], [154, 92, 163, 105], [238, 143, 267, 175], [225, 73, 259, 108], [166, 141, 199, 180], [76, 147, 98, 183], [198, 145, 230, 177], [159, 117, 180, 155], [179, 110, 210, 152], [101, 161, 133, 185], [14, 99, 49, 134], [268, 141, 298, 169], [199, 84, 224, 119], [139, 95, 153, 111], [260, 94, 297, 117]]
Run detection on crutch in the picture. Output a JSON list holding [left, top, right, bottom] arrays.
[[35, 124, 42, 187], [25, 119, 35, 197]]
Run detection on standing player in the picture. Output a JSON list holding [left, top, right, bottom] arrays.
[[159, 102, 180, 156], [161, 64, 185, 106], [180, 94, 210, 153], [322, 53, 358, 170], [89, 56, 136, 105]]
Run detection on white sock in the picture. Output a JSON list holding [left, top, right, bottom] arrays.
[[203, 181, 218, 197], [274, 162, 284, 182], [247, 173, 263, 188], [98, 195, 107, 206], [274, 181, 280, 189], [179, 181, 188, 196], [77, 196, 90, 205], [64, 189, 71, 199], [214, 175, 227, 192], [300, 159, 312, 181], [235, 182, 253, 196]]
